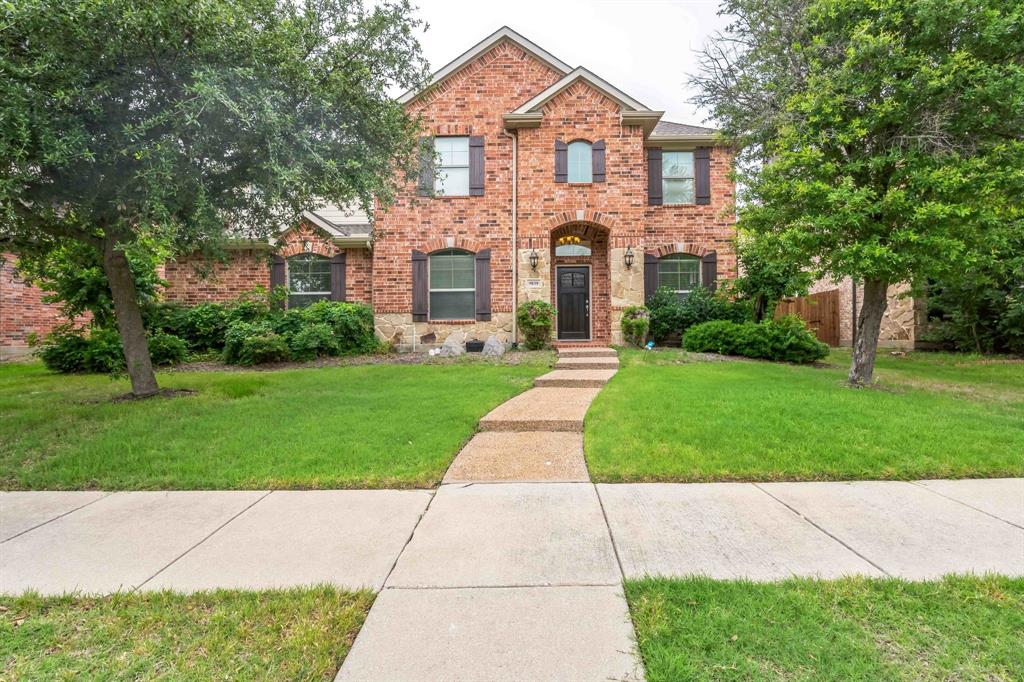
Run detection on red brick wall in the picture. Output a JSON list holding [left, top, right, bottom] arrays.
[[1, 253, 89, 346], [372, 41, 564, 315], [162, 225, 372, 307]]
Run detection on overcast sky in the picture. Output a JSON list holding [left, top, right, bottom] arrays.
[[405, 0, 732, 126]]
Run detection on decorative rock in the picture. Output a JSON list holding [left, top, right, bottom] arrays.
[[482, 335, 505, 357], [438, 331, 465, 357]]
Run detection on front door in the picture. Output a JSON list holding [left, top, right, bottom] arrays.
[[556, 266, 590, 340]]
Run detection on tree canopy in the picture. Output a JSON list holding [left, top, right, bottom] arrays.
[[694, 0, 1024, 383], [0, 0, 428, 395]]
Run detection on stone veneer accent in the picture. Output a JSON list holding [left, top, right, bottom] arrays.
[[809, 277, 925, 348], [375, 312, 514, 352]]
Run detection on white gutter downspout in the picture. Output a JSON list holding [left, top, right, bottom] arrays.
[[503, 128, 518, 346]]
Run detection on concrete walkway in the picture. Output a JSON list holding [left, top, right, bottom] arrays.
[[2, 347, 1022, 680]]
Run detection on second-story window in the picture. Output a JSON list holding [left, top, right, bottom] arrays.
[[662, 151, 695, 204], [435, 137, 469, 196], [567, 141, 593, 183]]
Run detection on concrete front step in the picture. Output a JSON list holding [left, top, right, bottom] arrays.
[[443, 432, 589, 483], [554, 357, 620, 370], [557, 347, 617, 358], [534, 369, 617, 388], [478, 387, 602, 432]]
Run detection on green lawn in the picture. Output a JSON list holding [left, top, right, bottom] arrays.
[[626, 576, 1024, 682], [0, 356, 550, 490], [586, 348, 1024, 482], [0, 587, 372, 680]]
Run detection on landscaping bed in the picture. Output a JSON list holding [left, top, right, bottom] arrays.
[[0, 355, 551, 490], [626, 575, 1024, 682], [586, 348, 1024, 482], [0, 587, 372, 680]]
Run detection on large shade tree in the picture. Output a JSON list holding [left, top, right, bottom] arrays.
[[693, 0, 1024, 384], [0, 0, 428, 395]]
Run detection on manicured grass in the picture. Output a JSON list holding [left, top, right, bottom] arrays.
[[0, 356, 550, 490], [0, 587, 373, 680], [626, 575, 1024, 682], [586, 348, 1024, 482]]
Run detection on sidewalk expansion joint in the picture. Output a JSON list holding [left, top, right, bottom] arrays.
[[752, 482, 891, 577], [1, 491, 114, 544], [132, 489, 273, 591], [382, 582, 622, 591], [909, 481, 1024, 531], [378, 488, 439, 589]]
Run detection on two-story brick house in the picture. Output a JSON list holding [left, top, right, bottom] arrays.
[[1, 27, 739, 354]]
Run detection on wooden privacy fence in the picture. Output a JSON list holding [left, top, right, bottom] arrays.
[[776, 289, 841, 346]]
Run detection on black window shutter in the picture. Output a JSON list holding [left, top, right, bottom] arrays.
[[695, 147, 711, 205], [592, 139, 606, 182], [270, 255, 286, 308], [647, 147, 663, 205], [330, 252, 346, 301], [417, 136, 434, 196], [644, 252, 660, 302], [475, 248, 491, 321], [469, 136, 485, 196], [412, 250, 428, 321], [554, 140, 568, 183], [701, 250, 718, 291]]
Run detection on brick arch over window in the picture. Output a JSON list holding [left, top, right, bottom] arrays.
[[411, 238, 492, 322], [644, 243, 719, 301], [276, 223, 337, 259]]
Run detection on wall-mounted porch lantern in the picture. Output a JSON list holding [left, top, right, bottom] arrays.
[[624, 246, 635, 269], [529, 249, 539, 271]]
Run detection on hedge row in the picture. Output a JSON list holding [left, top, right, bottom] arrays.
[[682, 315, 829, 364]]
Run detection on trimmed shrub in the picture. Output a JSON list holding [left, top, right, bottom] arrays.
[[148, 332, 188, 366], [172, 303, 229, 351], [238, 332, 291, 365], [293, 301, 377, 354], [516, 300, 557, 350], [683, 315, 829, 364], [223, 321, 274, 365], [648, 286, 751, 343], [620, 306, 650, 347], [288, 323, 339, 361]]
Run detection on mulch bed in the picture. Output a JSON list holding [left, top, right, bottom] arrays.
[[170, 350, 554, 374]]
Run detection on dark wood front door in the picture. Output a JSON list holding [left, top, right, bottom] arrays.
[[556, 267, 590, 340]]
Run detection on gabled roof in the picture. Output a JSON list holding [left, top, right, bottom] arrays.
[[301, 204, 371, 237], [398, 26, 571, 104], [511, 66, 652, 114]]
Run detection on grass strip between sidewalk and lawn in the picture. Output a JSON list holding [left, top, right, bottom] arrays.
[[586, 348, 1024, 482], [626, 575, 1024, 682], [0, 357, 550, 490], [0, 586, 373, 680]]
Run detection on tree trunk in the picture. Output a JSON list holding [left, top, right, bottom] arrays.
[[753, 293, 767, 323], [848, 278, 889, 386], [102, 237, 159, 397]]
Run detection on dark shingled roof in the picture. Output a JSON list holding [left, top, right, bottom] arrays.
[[651, 120, 718, 137]]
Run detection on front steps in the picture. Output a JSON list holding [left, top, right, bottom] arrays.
[[554, 356, 620, 370], [534, 369, 617, 388], [557, 347, 617, 358]]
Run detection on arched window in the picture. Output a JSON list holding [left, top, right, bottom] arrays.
[[287, 254, 332, 308], [567, 140, 592, 183], [555, 237, 592, 257], [658, 254, 701, 297], [429, 249, 475, 320]]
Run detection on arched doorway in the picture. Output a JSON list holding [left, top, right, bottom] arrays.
[[550, 222, 610, 342]]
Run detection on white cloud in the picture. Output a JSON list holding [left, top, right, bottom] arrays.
[[405, 0, 732, 125]]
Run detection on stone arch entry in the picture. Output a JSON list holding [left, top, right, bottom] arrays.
[[549, 221, 612, 343]]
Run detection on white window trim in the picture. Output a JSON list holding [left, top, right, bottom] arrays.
[[658, 255, 702, 295], [435, 137, 470, 197], [287, 255, 332, 307], [428, 251, 476, 320], [662, 151, 696, 205]]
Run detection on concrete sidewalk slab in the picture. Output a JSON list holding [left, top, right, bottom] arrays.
[[0, 491, 265, 595], [142, 490, 432, 592], [443, 432, 588, 483], [554, 357, 619, 370], [387, 483, 619, 588], [915, 478, 1024, 528], [335, 586, 643, 682], [533, 369, 617, 387], [0, 491, 108, 542], [761, 481, 1024, 579], [598, 483, 881, 580], [478, 387, 601, 432]]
